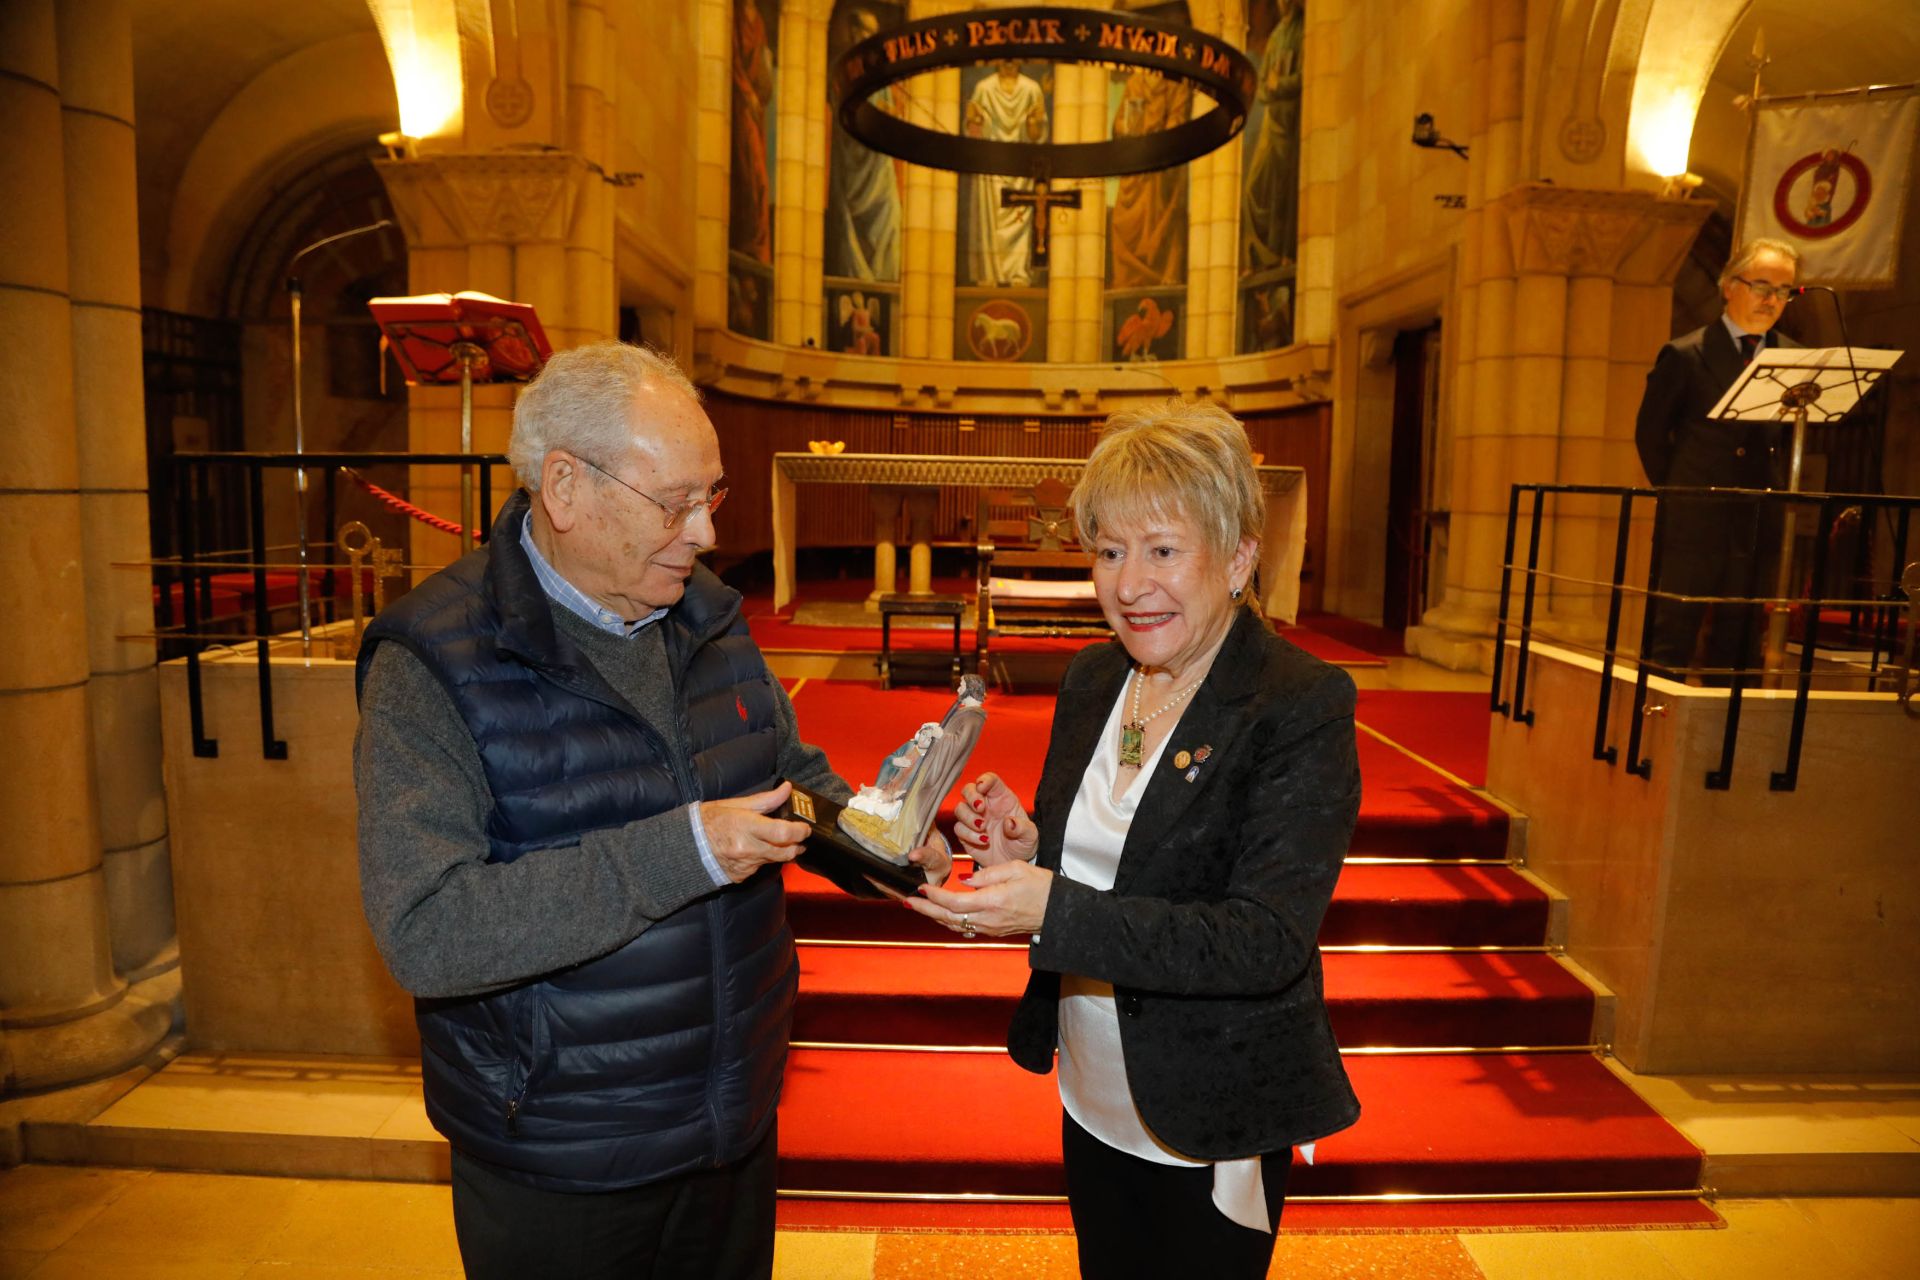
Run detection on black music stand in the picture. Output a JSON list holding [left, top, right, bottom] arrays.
[[1707, 345, 1904, 674]]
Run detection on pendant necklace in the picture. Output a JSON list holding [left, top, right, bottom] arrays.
[[1119, 667, 1204, 769]]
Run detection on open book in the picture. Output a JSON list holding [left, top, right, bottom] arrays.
[[367, 291, 552, 384]]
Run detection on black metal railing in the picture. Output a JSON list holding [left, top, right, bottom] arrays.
[[1491, 483, 1918, 793], [149, 450, 510, 760]]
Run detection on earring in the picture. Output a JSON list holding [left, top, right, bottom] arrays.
[[1230, 586, 1244, 601]]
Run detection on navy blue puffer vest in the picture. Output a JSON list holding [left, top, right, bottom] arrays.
[[357, 492, 794, 1192]]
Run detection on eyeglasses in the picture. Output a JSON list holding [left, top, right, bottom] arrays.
[[578, 456, 728, 530], [1733, 277, 1797, 303]]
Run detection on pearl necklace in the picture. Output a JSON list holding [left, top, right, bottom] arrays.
[[1119, 667, 1204, 768]]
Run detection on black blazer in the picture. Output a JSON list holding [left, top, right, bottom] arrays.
[[1007, 607, 1362, 1159], [1634, 322, 1802, 489]]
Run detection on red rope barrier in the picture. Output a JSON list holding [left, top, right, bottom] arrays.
[[340, 466, 467, 536]]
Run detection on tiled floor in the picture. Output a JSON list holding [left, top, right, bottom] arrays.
[[1, 1164, 1916, 1279]]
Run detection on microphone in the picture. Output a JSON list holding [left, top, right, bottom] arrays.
[[1795, 284, 1866, 406]]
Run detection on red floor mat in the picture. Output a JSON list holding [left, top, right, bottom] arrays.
[[777, 1049, 1701, 1198], [774, 1196, 1721, 1232], [792, 945, 1592, 1049]]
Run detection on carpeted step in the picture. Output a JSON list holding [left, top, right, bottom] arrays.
[[793, 945, 1595, 1050], [785, 681, 1510, 859], [775, 1048, 1701, 1199], [785, 861, 1550, 948]]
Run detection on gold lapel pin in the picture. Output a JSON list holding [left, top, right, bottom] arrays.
[[1174, 750, 1192, 770]]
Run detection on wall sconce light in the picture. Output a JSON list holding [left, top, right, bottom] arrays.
[[378, 131, 418, 161], [1412, 113, 1470, 160], [1661, 171, 1705, 199]]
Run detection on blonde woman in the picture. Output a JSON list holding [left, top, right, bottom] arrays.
[[911, 401, 1361, 1278]]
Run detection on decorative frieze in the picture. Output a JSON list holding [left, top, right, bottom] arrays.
[[376, 153, 588, 246], [1496, 183, 1710, 284]]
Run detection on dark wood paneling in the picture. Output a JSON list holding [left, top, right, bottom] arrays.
[[705, 391, 1331, 613]]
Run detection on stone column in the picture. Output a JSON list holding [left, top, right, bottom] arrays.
[[1295, 0, 1337, 346], [869, 487, 902, 601], [0, 0, 170, 1098], [1047, 63, 1098, 363], [1182, 0, 1242, 358], [59, 0, 173, 979], [773, 0, 826, 348], [904, 488, 938, 594], [901, 149, 938, 358], [377, 153, 600, 567], [900, 0, 960, 360], [1403, 0, 1525, 670], [693, 0, 731, 333], [1407, 181, 1708, 668]]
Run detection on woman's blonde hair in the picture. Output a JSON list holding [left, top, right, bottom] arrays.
[[1071, 399, 1265, 563]]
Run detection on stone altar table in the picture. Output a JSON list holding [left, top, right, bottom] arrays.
[[771, 452, 1308, 622]]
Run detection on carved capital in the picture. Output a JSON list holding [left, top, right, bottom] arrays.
[[376, 152, 588, 247], [1494, 183, 1712, 285]]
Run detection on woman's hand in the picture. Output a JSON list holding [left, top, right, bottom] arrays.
[[952, 772, 1038, 868], [908, 860, 1052, 938]]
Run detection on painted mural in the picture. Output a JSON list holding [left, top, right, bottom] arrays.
[[1238, 0, 1305, 353], [728, 0, 779, 339], [956, 61, 1053, 290], [1104, 2, 1190, 362], [823, 0, 905, 355]]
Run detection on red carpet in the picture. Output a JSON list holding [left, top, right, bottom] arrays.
[[778, 1050, 1699, 1198], [1356, 689, 1493, 787], [786, 862, 1545, 947], [773, 679, 1704, 1227], [792, 944, 1592, 1049], [1298, 612, 1406, 659], [744, 584, 1384, 667], [785, 682, 1509, 858]]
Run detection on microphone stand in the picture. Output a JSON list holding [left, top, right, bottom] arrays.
[[286, 219, 395, 657], [1763, 285, 1868, 679]]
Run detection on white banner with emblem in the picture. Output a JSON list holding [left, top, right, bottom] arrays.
[[1737, 87, 1920, 287]]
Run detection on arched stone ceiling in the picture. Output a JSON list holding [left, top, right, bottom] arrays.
[[1692, 0, 1920, 201], [131, 0, 379, 299]]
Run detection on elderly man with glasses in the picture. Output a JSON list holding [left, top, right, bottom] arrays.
[[1634, 238, 1802, 683], [352, 343, 896, 1279]]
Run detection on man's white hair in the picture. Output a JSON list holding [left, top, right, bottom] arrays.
[[509, 343, 701, 491]]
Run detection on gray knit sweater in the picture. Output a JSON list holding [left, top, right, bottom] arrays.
[[354, 600, 848, 1000]]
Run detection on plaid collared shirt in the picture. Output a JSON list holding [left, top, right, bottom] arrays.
[[519, 512, 666, 637], [517, 510, 726, 886]]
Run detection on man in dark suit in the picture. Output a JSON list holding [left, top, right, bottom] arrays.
[[1634, 238, 1801, 679]]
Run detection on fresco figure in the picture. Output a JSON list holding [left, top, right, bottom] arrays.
[[729, 0, 776, 267], [826, 3, 903, 281], [1108, 68, 1193, 289], [1242, 0, 1303, 274], [963, 61, 1049, 287]]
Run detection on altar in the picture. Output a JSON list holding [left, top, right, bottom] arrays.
[[770, 452, 1309, 622]]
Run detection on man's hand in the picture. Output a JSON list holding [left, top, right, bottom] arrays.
[[700, 782, 812, 883]]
